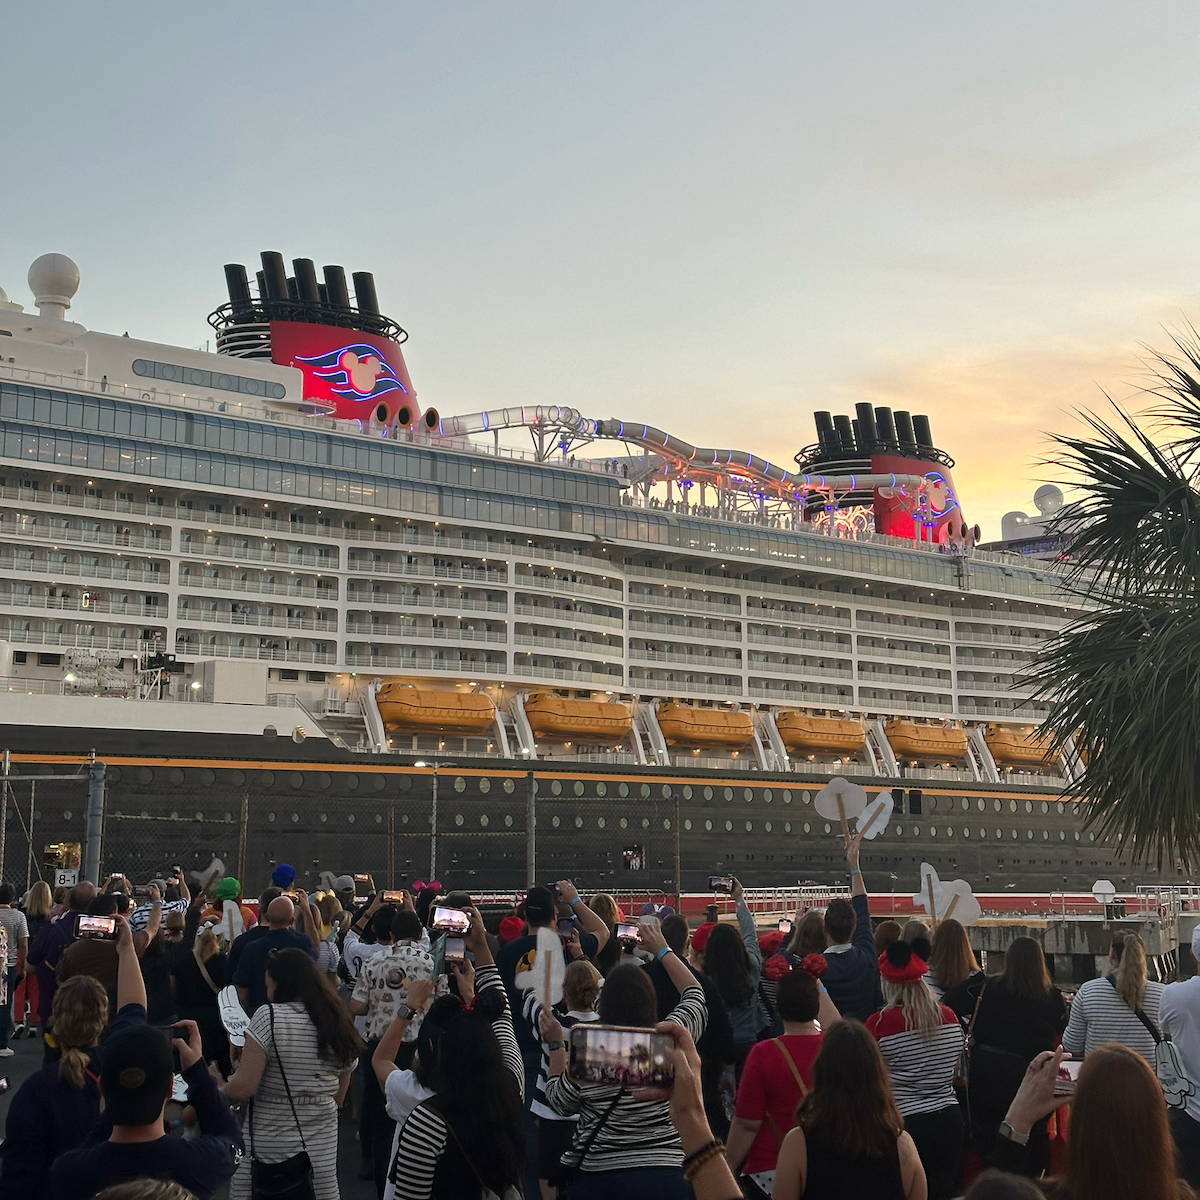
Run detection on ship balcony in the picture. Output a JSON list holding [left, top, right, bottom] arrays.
[[858, 665, 952, 689], [628, 617, 741, 642], [956, 674, 1034, 693], [0, 592, 166, 619], [625, 564, 744, 603], [855, 642, 951, 665], [629, 647, 742, 667], [514, 572, 622, 602], [513, 601, 622, 630], [745, 630, 852, 656], [514, 632, 623, 659], [181, 536, 336, 569], [178, 573, 337, 600], [746, 610, 853, 634], [176, 637, 337, 665], [0, 627, 153, 653], [349, 558, 506, 585], [855, 612, 950, 639], [3, 518, 169, 552], [0, 553, 168, 585], [747, 679, 854, 703], [955, 630, 1050, 650], [347, 588, 507, 615], [627, 588, 739, 616], [627, 668, 743, 697], [955, 610, 1066, 631], [955, 648, 1036, 668], [857, 687, 953, 713], [746, 656, 853, 680], [347, 620, 507, 644], [176, 608, 337, 633], [959, 698, 1051, 720], [343, 650, 506, 675], [745, 597, 853, 626], [513, 661, 624, 685]]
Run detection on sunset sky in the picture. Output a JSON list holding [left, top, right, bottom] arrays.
[[3, 3, 1198, 537]]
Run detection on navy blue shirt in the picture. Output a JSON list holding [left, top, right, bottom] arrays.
[[231, 927, 316, 1013], [817, 893, 879, 1021]]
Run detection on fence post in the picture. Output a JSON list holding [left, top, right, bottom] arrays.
[[237, 790, 249, 885], [0, 750, 8, 884], [525, 770, 536, 888], [83, 758, 106, 884]]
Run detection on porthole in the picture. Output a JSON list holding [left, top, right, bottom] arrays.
[[170, 768, 185, 785], [798, 792, 807, 805], [454, 777, 466, 793], [1042, 830, 1049, 841], [961, 797, 970, 811], [320, 813, 328, 823], [641, 784, 651, 799], [705, 820, 713, 831], [1024, 801, 1033, 814], [290, 772, 304, 789], [480, 814, 489, 827], [682, 785, 692, 799], [896, 824, 904, 836], [261, 771, 274, 788], [744, 788, 754, 802], [503, 778, 515, 794], [455, 814, 464, 826], [551, 780, 562, 796], [1040, 801, 1049, 814], [763, 789, 773, 803], [1072, 804, 1081, 817], [268, 812, 276, 823], [765, 821, 773, 832], [63, 809, 72, 821], [662, 785, 672, 799], [1074, 831, 1080, 842], [1059, 830, 1066, 841], [930, 827, 937, 837], [745, 821, 753, 832], [576, 816, 584, 828], [782, 790, 792, 803], [401, 814, 409, 825], [345, 773, 359, 790], [598, 817, 606, 828], [596, 782, 607, 797], [823, 822, 832, 834], [724, 787, 734, 801], [785, 822, 793, 833], [372, 774, 386, 792], [504, 814, 513, 827], [1057, 802, 1065, 816], [663, 819, 671, 830], [993, 799, 1002, 812], [574, 781, 585, 796], [228, 770, 246, 787], [317, 773, 331, 790], [703, 786, 713, 800], [1089, 832, 1096, 842], [912, 825, 920, 836], [348, 813, 355, 823], [552, 816, 561, 828], [684, 819, 693, 830], [1009, 799, 1017, 813], [642, 818, 650, 828], [996, 828, 1003, 839], [619, 783, 630, 798], [1027, 829, 1034, 840], [977, 798, 986, 812], [1012, 829, 1018, 840], [478, 777, 491, 794], [620, 817, 628, 829], [979, 829, 986, 839], [291, 812, 300, 823], [725, 820, 734, 832], [200, 768, 216, 786], [946, 827, 954, 837]]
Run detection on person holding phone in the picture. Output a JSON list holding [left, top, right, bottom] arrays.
[[128, 872, 189, 934]]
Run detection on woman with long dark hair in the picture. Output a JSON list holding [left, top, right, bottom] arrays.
[[993, 1042, 1194, 1199], [774, 1020, 927, 1200], [390, 906, 526, 1200], [699, 877, 763, 1074], [943, 935, 1066, 1175], [220, 947, 363, 1199], [926, 919, 982, 1001]]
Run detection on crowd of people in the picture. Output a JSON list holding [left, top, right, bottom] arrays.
[[0, 835, 1194, 1199]]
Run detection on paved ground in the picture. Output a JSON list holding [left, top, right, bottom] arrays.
[[0, 1028, 376, 1199]]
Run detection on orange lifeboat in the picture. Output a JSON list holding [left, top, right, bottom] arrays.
[[656, 703, 754, 748], [376, 682, 496, 734], [524, 693, 632, 740], [775, 713, 865, 755], [885, 719, 968, 760], [985, 724, 1055, 767]]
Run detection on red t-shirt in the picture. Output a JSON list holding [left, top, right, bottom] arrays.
[[734, 1032, 825, 1173]]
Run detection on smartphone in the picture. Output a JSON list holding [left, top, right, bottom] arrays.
[[709, 875, 732, 893], [132, 885, 151, 900], [557, 917, 576, 937], [354, 873, 372, 887], [1054, 1058, 1082, 1096], [77, 915, 116, 940], [382, 890, 406, 903], [0, 1077, 8, 1094], [431, 906, 471, 935], [778, 919, 794, 934], [616, 922, 641, 942], [568, 1024, 676, 1087], [154, 1024, 189, 1075], [444, 936, 466, 964]]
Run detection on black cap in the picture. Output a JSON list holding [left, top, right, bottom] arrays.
[[524, 886, 556, 924], [101, 1027, 175, 1125]]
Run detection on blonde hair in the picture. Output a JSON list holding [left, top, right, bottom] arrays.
[[24, 880, 53, 919], [563, 959, 601, 1013], [196, 925, 221, 963], [94, 1180, 198, 1200], [52, 976, 109, 1089], [316, 892, 343, 938], [787, 910, 827, 957], [880, 977, 943, 1039], [588, 894, 620, 929], [901, 919, 930, 943], [1115, 932, 1149, 1012]]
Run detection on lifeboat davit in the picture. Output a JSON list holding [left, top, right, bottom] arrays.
[[656, 703, 754, 748], [376, 681, 496, 734], [524, 692, 632, 740], [775, 712, 865, 755], [985, 724, 1055, 767], [885, 719, 968, 760]]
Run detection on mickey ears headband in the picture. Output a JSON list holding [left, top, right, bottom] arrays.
[[412, 879, 443, 893]]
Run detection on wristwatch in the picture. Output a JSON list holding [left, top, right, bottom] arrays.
[[998, 1121, 1030, 1146], [396, 1004, 416, 1021]]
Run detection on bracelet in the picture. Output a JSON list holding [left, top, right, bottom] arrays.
[[851, 868, 861, 875], [656, 946, 671, 960], [682, 1140, 726, 1179], [570, 896, 582, 907], [545, 1039, 565, 1052]]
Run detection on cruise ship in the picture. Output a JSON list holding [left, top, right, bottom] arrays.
[[0, 250, 1157, 896]]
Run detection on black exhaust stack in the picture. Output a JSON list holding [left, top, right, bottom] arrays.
[[912, 414, 935, 452], [894, 410, 917, 454], [855, 402, 879, 453], [223, 264, 253, 319], [260, 252, 289, 301], [832, 414, 856, 455], [874, 406, 898, 450], [352, 271, 380, 315], [323, 265, 351, 311], [292, 259, 321, 304]]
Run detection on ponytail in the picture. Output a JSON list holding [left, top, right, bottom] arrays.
[[1116, 933, 1148, 1012], [58, 1045, 92, 1089], [50, 976, 108, 1090]]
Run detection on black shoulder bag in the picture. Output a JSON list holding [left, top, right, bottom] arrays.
[[249, 1005, 317, 1200], [557, 1087, 625, 1197]]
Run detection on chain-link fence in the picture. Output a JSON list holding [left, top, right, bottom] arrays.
[[0, 765, 93, 892]]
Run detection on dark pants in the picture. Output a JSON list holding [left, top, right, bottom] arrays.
[[567, 1167, 693, 1200], [0, 966, 15, 1048], [904, 1104, 965, 1200], [522, 1052, 541, 1200], [1171, 1108, 1200, 1188], [361, 1038, 415, 1199]]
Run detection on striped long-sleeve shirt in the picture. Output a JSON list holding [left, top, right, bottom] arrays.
[[865, 1003, 965, 1116], [389, 964, 523, 1200], [543, 983, 708, 1174], [522, 991, 599, 1121], [1063, 975, 1165, 1062]]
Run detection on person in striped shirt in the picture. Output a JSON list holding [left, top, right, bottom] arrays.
[[540, 917, 708, 1199], [866, 939, 965, 1200]]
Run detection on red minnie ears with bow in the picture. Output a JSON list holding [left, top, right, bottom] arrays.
[[411, 880, 443, 893]]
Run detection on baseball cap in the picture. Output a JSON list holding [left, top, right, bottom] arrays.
[[271, 863, 297, 888], [216, 877, 241, 901], [101, 1027, 175, 1125], [148, 878, 169, 893], [524, 886, 556, 923], [335, 875, 355, 894]]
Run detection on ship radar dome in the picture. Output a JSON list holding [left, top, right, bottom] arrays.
[[1033, 484, 1064, 515], [28, 253, 80, 320]]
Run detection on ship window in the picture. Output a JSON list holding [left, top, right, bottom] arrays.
[[996, 828, 1002, 838], [1089, 832, 1096, 842], [479, 814, 489, 827], [684, 819, 692, 830], [912, 825, 920, 836], [1057, 802, 1066, 815], [763, 789, 772, 803], [1059, 830, 1066, 841], [1027, 830, 1034, 840], [575, 816, 584, 828], [320, 813, 328, 823], [1042, 829, 1049, 840], [619, 783, 630, 798], [823, 823, 832, 834], [574, 781, 584, 796], [1024, 801, 1033, 813], [930, 827, 937, 837], [1074, 831, 1080, 841], [347, 813, 355, 823], [1009, 800, 1018, 813], [993, 799, 1002, 812], [503, 778, 515, 794], [1012, 829, 1018, 839], [961, 798, 970, 811], [765, 821, 772, 833], [725, 821, 733, 832], [596, 782, 607, 797], [641, 784, 651, 799], [979, 829, 986, 839], [597, 817, 605, 828], [268, 813, 276, 823], [642, 818, 649, 828], [896, 824, 904, 836], [551, 780, 562, 796], [453, 777, 466, 793], [664, 818, 671, 830], [292, 813, 300, 823], [744, 788, 754, 802], [505, 814, 513, 827], [478, 778, 491, 794], [662, 785, 672, 799], [785, 822, 793, 833], [945, 826, 953, 837], [724, 787, 734, 801], [1040, 801, 1049, 814], [705, 820, 713, 831], [619, 817, 628, 829], [977, 798, 986, 811], [782, 790, 792, 803]]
